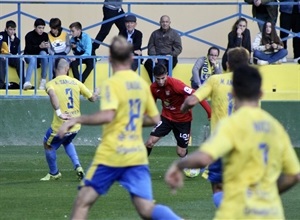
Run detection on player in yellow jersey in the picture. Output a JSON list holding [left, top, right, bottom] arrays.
[[180, 47, 250, 207], [40, 58, 98, 181], [165, 65, 300, 219], [58, 36, 182, 220]]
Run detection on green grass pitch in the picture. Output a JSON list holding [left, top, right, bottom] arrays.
[[0, 146, 299, 220]]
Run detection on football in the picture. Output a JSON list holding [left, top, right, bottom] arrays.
[[183, 168, 201, 178]]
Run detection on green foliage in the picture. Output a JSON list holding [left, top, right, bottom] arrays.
[[0, 146, 299, 220]]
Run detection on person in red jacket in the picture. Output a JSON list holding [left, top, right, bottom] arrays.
[[145, 64, 211, 158]]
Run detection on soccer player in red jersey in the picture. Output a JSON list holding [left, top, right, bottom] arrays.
[[145, 64, 211, 158]]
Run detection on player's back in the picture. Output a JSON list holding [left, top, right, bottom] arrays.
[[95, 70, 158, 167], [216, 106, 300, 219], [195, 72, 233, 131], [46, 75, 92, 132]]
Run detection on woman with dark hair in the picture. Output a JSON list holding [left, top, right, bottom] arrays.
[[253, 21, 288, 65], [221, 18, 251, 71]]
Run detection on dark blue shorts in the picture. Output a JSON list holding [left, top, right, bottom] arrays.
[[202, 159, 222, 184], [44, 127, 77, 150], [82, 164, 153, 200]]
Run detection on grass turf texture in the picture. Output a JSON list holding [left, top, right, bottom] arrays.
[[0, 146, 299, 220]]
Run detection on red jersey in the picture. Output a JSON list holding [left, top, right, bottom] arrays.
[[150, 77, 193, 122]]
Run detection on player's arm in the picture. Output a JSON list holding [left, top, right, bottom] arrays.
[[57, 109, 115, 138], [47, 88, 70, 120], [88, 88, 100, 102], [144, 85, 160, 127], [277, 174, 299, 194]]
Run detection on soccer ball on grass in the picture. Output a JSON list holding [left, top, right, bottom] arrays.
[[183, 168, 201, 178]]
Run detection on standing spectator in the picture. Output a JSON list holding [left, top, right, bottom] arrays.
[[191, 46, 222, 90], [279, 0, 300, 63], [40, 58, 98, 181], [244, 0, 278, 32], [69, 22, 94, 83], [118, 14, 143, 71], [144, 15, 182, 81], [222, 18, 251, 71], [165, 65, 300, 219], [0, 20, 25, 89], [24, 18, 49, 90], [253, 21, 288, 65], [57, 36, 182, 220], [145, 64, 211, 173], [92, 0, 125, 55], [48, 18, 71, 78]]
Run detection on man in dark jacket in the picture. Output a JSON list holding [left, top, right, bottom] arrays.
[[0, 20, 24, 89], [118, 14, 143, 71]]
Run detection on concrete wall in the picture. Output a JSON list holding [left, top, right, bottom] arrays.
[[0, 1, 295, 59], [0, 99, 299, 147]]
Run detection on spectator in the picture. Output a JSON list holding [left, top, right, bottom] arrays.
[[69, 22, 94, 83], [222, 18, 251, 71], [191, 46, 222, 89], [279, 0, 300, 63], [0, 20, 25, 89], [144, 15, 182, 81], [48, 18, 71, 78], [119, 14, 143, 71], [92, 0, 125, 55], [253, 21, 288, 65], [244, 0, 278, 32], [24, 18, 49, 90]]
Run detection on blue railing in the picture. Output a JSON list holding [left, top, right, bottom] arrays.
[[1, 1, 299, 97]]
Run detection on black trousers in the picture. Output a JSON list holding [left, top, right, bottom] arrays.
[[0, 57, 25, 88], [280, 12, 300, 59], [92, 6, 126, 53], [144, 56, 178, 82], [70, 58, 94, 83]]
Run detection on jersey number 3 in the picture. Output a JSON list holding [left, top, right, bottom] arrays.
[[65, 88, 74, 109], [126, 99, 141, 131]]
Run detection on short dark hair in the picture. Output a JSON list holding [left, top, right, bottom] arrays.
[[6, 20, 16, 29], [69, 22, 82, 30], [49, 18, 62, 29], [153, 64, 167, 77], [109, 36, 133, 64], [233, 65, 262, 101], [227, 47, 249, 71], [34, 18, 46, 27], [207, 46, 220, 56]]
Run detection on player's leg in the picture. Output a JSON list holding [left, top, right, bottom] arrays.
[[71, 186, 99, 219], [173, 121, 191, 158], [62, 133, 84, 180], [122, 165, 182, 220], [206, 159, 223, 207], [40, 128, 62, 180], [72, 164, 121, 219], [145, 116, 172, 156]]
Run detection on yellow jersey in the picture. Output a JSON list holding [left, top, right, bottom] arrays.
[[200, 106, 300, 219], [46, 75, 93, 133], [193, 72, 233, 131], [92, 70, 159, 167]]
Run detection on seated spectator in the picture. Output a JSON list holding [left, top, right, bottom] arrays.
[[144, 15, 182, 81], [48, 18, 71, 78], [253, 21, 288, 65], [118, 14, 143, 71], [0, 20, 25, 89], [190, 46, 222, 90], [69, 22, 94, 83], [222, 18, 251, 71], [24, 18, 49, 90]]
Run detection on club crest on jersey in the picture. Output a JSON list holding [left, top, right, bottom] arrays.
[[165, 90, 170, 96]]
